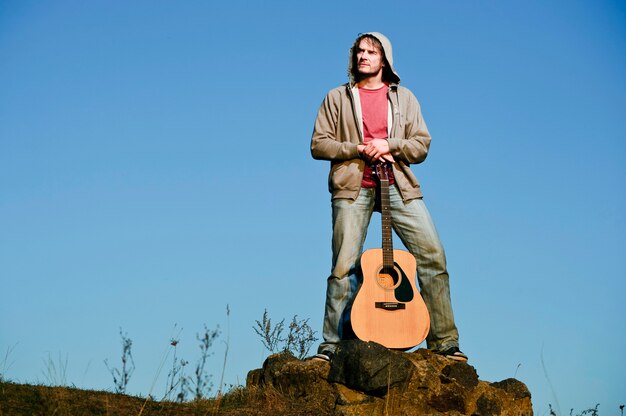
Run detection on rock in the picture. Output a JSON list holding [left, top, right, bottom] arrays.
[[476, 393, 503, 415], [252, 352, 334, 400], [492, 378, 532, 399], [441, 362, 479, 389], [328, 340, 415, 396], [246, 340, 533, 416]]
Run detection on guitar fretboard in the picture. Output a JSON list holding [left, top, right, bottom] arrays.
[[378, 164, 395, 271]]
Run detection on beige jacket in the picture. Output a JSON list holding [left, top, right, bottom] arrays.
[[310, 33, 431, 201]]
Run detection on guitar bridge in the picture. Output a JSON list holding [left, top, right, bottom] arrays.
[[375, 302, 406, 310]]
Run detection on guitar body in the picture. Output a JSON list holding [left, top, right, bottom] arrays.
[[352, 248, 430, 350]]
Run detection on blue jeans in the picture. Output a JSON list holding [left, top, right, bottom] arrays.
[[319, 186, 460, 353]]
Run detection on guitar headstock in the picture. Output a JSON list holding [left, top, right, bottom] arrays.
[[374, 162, 391, 182]]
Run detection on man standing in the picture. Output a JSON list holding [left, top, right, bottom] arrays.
[[310, 32, 466, 362]]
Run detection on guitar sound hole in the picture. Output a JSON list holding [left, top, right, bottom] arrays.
[[377, 268, 399, 289]]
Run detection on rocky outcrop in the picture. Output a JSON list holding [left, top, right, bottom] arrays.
[[247, 340, 532, 416]]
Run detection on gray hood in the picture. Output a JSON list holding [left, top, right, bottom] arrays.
[[348, 32, 401, 85]]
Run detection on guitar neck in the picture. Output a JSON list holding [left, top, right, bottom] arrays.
[[378, 165, 394, 271]]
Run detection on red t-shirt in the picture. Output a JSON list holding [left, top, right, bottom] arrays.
[[359, 84, 394, 187]]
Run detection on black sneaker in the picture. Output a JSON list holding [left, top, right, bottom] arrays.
[[438, 346, 468, 362], [309, 350, 334, 362]]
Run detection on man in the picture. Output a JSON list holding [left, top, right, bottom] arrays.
[[310, 32, 466, 362]]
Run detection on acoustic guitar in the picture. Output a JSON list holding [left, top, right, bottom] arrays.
[[351, 163, 430, 350]]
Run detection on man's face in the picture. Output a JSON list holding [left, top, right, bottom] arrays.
[[356, 38, 385, 77]]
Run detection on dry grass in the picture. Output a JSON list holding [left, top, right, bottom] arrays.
[[0, 381, 333, 416]]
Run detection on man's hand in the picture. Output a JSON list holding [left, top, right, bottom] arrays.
[[358, 139, 395, 163]]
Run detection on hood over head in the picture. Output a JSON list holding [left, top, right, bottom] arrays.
[[348, 32, 401, 85]]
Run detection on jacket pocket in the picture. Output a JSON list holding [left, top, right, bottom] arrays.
[[328, 160, 363, 193]]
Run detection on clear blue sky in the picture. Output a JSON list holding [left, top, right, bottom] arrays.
[[1, 1, 624, 414]]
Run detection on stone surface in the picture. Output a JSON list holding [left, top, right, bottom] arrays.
[[492, 378, 532, 399], [328, 340, 415, 396], [246, 340, 533, 416]]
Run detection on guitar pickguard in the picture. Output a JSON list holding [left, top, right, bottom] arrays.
[[394, 262, 414, 303]]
